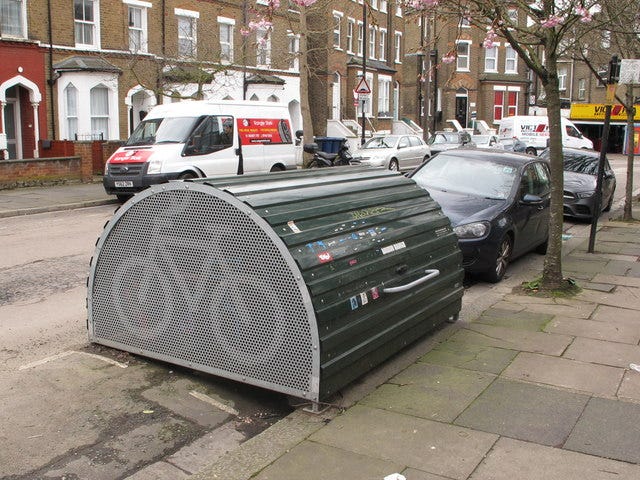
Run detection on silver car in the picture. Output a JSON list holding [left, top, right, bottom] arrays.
[[351, 134, 431, 171]]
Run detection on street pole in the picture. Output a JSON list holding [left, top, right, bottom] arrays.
[[361, 2, 367, 146], [588, 55, 619, 253]]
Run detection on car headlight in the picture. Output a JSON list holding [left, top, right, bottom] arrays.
[[454, 221, 490, 239], [576, 191, 594, 199], [146, 158, 162, 174]]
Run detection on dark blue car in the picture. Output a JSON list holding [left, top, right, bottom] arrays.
[[409, 148, 551, 282]]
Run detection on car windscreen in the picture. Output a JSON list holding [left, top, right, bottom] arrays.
[[125, 116, 201, 146], [562, 153, 599, 175], [428, 133, 458, 145], [411, 154, 518, 200], [363, 137, 395, 148]]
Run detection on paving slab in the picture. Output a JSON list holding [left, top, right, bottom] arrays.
[[582, 282, 616, 292], [565, 397, 640, 463], [419, 340, 518, 375], [455, 379, 589, 447], [590, 304, 640, 326], [502, 352, 625, 397], [493, 295, 597, 319], [400, 468, 454, 480], [562, 258, 610, 275], [125, 461, 189, 480], [474, 309, 553, 331], [469, 437, 640, 480], [582, 286, 640, 311], [618, 370, 640, 402], [252, 441, 404, 480], [544, 316, 640, 344], [360, 363, 496, 422], [591, 274, 640, 288], [457, 323, 573, 356], [563, 337, 640, 368], [310, 405, 498, 480]]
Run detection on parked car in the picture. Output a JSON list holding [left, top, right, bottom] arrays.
[[409, 149, 550, 282], [427, 131, 475, 154], [471, 134, 504, 150], [538, 147, 616, 220], [351, 134, 430, 171]]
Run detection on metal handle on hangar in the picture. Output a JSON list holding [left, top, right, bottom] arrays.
[[87, 167, 464, 405]]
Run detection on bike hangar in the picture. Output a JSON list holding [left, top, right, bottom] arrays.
[[87, 167, 464, 409]]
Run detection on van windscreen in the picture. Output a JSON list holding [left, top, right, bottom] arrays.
[[125, 117, 200, 146]]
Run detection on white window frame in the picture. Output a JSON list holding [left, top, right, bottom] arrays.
[[333, 11, 343, 49], [395, 4, 402, 17], [578, 78, 586, 100], [90, 84, 110, 139], [505, 44, 518, 74], [377, 75, 391, 117], [484, 43, 499, 72], [1, 0, 28, 38], [380, 0, 387, 13], [558, 67, 567, 91], [287, 31, 300, 71], [175, 9, 199, 58], [368, 25, 376, 59], [65, 83, 79, 140], [57, 73, 119, 141], [74, 0, 101, 49], [124, 0, 151, 53], [507, 8, 518, 25], [394, 31, 402, 64], [493, 85, 506, 123], [346, 18, 355, 53], [357, 21, 363, 56], [601, 30, 611, 49], [370, 0, 378, 10], [378, 28, 387, 61], [507, 86, 520, 117], [256, 27, 271, 67], [218, 16, 235, 64], [456, 40, 471, 72]]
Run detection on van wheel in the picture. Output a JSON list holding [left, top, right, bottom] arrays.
[[270, 165, 285, 172], [388, 159, 399, 171], [179, 171, 197, 180], [525, 147, 537, 156], [116, 194, 132, 203]]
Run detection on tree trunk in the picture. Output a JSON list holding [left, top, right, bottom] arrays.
[[540, 56, 565, 289], [298, 6, 315, 168], [623, 84, 635, 221]]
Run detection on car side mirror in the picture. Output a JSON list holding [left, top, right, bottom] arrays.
[[521, 193, 543, 204]]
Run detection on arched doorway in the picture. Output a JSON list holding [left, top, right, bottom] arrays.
[[455, 88, 468, 129], [126, 86, 156, 135], [0, 75, 42, 159]]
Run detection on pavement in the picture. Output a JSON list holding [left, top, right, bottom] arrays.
[[2, 179, 640, 479]]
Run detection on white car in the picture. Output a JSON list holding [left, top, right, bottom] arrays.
[[351, 134, 431, 171], [471, 134, 504, 150]]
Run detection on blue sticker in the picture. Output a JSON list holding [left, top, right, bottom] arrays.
[[350, 296, 359, 310]]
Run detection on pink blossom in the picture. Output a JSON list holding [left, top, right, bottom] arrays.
[[269, 0, 281, 8], [540, 15, 565, 28], [290, 0, 317, 6], [407, 0, 439, 8], [442, 54, 456, 64], [248, 19, 273, 30], [483, 28, 498, 49], [575, 6, 593, 23]]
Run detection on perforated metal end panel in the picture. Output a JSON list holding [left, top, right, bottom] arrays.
[[88, 183, 319, 400]]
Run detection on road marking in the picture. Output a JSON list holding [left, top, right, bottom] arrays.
[[18, 350, 128, 370], [189, 390, 239, 416]]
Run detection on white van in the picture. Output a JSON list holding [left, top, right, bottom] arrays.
[[498, 115, 593, 155], [104, 100, 297, 199]]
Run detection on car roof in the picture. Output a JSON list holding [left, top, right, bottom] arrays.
[[434, 147, 538, 166]]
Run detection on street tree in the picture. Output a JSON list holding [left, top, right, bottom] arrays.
[[409, 0, 634, 290]]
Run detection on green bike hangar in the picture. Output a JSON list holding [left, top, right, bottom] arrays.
[[87, 166, 464, 409]]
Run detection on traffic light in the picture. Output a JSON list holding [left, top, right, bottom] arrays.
[[608, 55, 621, 84]]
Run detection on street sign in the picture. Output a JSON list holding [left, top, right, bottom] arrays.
[[619, 59, 640, 85], [355, 77, 371, 94]]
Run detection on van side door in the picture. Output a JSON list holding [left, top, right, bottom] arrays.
[[183, 116, 239, 176]]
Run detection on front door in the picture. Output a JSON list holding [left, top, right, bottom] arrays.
[[455, 96, 467, 129], [3, 98, 21, 159]]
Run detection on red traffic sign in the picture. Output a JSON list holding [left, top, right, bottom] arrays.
[[355, 77, 371, 94]]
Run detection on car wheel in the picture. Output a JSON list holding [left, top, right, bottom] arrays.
[[485, 235, 513, 283], [423, 155, 430, 162], [525, 147, 537, 156], [116, 194, 132, 203], [603, 191, 614, 212], [535, 236, 548, 254], [388, 159, 399, 171], [179, 171, 197, 180]]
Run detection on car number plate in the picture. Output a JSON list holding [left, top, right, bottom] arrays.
[[114, 181, 134, 188]]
